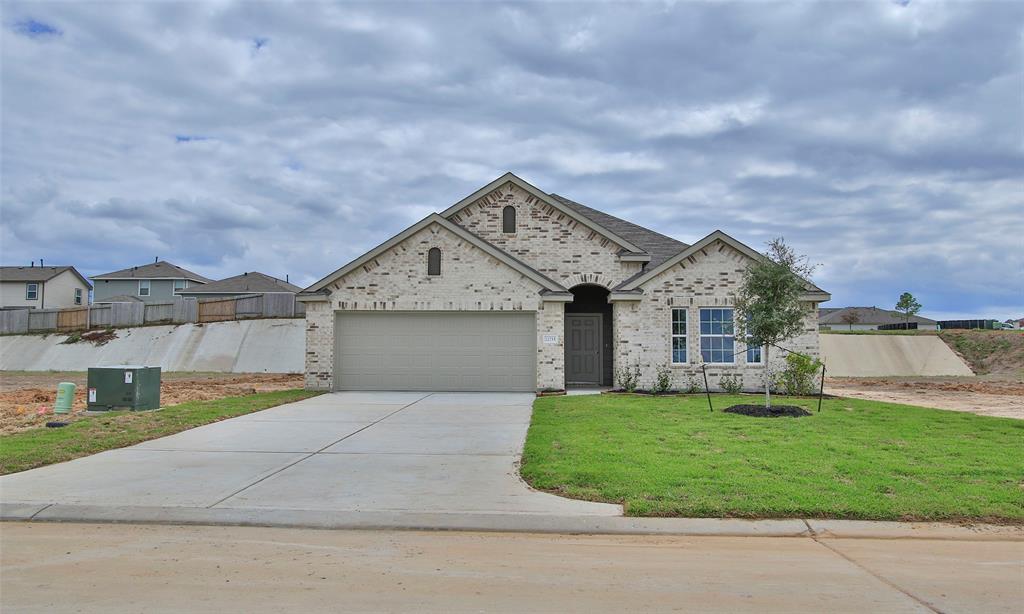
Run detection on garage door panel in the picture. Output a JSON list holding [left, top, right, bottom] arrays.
[[335, 312, 536, 391]]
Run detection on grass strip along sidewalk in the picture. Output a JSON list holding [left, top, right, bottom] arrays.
[[521, 393, 1024, 522], [0, 389, 320, 475]]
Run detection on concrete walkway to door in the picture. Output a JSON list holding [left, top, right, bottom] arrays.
[[0, 392, 621, 518]]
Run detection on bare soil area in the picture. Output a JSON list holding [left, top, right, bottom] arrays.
[[0, 371, 303, 434], [826, 374, 1024, 420]]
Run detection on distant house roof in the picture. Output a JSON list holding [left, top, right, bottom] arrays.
[[92, 261, 212, 283], [175, 272, 301, 295], [93, 294, 144, 303], [0, 265, 92, 288], [819, 306, 937, 326]]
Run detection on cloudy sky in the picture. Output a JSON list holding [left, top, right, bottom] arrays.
[[2, 1, 1021, 319]]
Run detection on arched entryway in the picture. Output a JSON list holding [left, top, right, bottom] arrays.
[[564, 284, 613, 386]]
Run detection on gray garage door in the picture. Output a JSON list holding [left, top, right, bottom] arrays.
[[334, 312, 537, 391]]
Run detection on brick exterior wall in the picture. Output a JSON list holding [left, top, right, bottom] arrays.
[[304, 219, 566, 390], [452, 184, 642, 288], [305, 180, 824, 392], [612, 239, 820, 392]]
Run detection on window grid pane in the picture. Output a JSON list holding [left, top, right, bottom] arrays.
[[699, 308, 735, 363], [671, 308, 687, 364]]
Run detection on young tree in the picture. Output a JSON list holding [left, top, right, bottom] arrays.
[[840, 310, 861, 330], [895, 292, 922, 329], [733, 238, 817, 409]]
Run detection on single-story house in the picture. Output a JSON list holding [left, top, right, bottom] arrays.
[[174, 272, 301, 300], [0, 265, 92, 309], [299, 173, 830, 392], [91, 260, 211, 304], [819, 306, 939, 331]]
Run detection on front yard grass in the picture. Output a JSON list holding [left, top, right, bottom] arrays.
[[521, 394, 1024, 522], [0, 389, 320, 475]]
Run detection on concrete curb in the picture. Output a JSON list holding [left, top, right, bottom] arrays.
[[2, 503, 1021, 540]]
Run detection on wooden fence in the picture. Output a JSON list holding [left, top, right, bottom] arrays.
[[0, 293, 304, 335]]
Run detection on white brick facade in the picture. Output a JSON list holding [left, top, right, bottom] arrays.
[[612, 240, 820, 392], [304, 176, 826, 392]]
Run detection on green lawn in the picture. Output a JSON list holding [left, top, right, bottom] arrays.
[[0, 389, 321, 475], [521, 394, 1024, 522]]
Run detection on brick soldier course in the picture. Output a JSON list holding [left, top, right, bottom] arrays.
[[299, 173, 830, 392]]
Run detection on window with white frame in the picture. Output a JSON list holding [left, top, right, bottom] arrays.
[[700, 308, 735, 363], [25, 283, 38, 300], [74, 288, 83, 305], [138, 280, 151, 296], [173, 279, 186, 292], [671, 308, 687, 364], [745, 314, 762, 363]]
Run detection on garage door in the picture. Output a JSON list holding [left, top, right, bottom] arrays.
[[334, 312, 537, 391]]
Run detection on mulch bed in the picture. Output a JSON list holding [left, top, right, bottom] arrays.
[[723, 404, 812, 418]]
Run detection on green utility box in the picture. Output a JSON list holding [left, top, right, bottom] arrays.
[[86, 366, 161, 411]]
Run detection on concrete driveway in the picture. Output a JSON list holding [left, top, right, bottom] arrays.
[[0, 392, 620, 517]]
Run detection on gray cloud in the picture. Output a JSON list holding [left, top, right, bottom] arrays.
[[1, 1, 1021, 318]]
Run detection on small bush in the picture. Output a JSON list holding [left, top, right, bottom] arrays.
[[616, 362, 642, 393], [777, 353, 823, 396], [61, 332, 82, 344], [719, 373, 743, 394], [683, 373, 703, 394], [652, 364, 673, 395]]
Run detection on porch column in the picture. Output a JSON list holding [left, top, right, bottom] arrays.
[[536, 299, 567, 391]]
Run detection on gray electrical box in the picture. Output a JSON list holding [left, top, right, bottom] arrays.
[[86, 366, 161, 411]]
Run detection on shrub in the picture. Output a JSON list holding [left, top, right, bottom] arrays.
[[777, 352, 824, 396], [652, 364, 673, 395], [683, 373, 703, 394], [719, 373, 744, 394], [616, 362, 642, 393]]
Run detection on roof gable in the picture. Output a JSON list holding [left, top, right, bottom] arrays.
[[303, 213, 568, 295], [178, 272, 301, 294], [92, 261, 212, 283], [440, 173, 646, 254], [0, 265, 92, 288], [617, 230, 830, 301]]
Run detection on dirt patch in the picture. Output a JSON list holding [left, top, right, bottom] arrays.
[[939, 330, 1024, 377], [827, 374, 1024, 420], [60, 329, 119, 346], [723, 404, 811, 418], [0, 372, 304, 434]]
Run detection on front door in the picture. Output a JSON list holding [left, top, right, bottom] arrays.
[[565, 314, 602, 385]]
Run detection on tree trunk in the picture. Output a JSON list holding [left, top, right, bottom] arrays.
[[764, 344, 771, 408]]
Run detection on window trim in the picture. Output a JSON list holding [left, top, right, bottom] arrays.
[[138, 280, 151, 296], [427, 247, 442, 276], [699, 307, 736, 364], [671, 307, 688, 364], [25, 282, 38, 301], [74, 288, 83, 305], [502, 205, 517, 234], [173, 279, 186, 292]]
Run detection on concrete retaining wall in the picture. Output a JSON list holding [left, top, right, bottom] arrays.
[[820, 334, 973, 377], [0, 319, 304, 373]]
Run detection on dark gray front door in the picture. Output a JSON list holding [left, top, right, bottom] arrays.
[[565, 314, 602, 385]]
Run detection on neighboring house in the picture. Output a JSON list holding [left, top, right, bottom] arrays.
[[0, 265, 92, 309], [91, 261, 212, 304], [819, 306, 939, 331], [299, 173, 830, 392], [174, 272, 301, 300]]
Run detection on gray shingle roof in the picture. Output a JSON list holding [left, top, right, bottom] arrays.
[[93, 294, 144, 303], [176, 272, 301, 295], [819, 306, 937, 326], [92, 261, 212, 283], [0, 265, 92, 287], [547, 194, 689, 266]]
